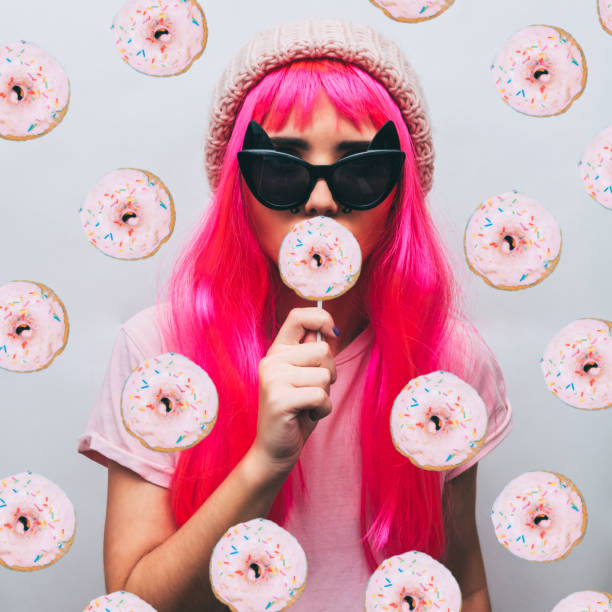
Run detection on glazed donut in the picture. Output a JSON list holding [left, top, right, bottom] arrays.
[[551, 590, 612, 612], [464, 190, 562, 290], [0, 471, 76, 571], [278, 215, 362, 301], [121, 352, 219, 452], [540, 318, 612, 410], [83, 591, 157, 611], [491, 470, 586, 562], [0, 41, 70, 140], [491, 25, 587, 117], [369, 0, 454, 22], [79, 168, 175, 260], [0, 280, 69, 373], [579, 125, 612, 210], [209, 517, 307, 612], [390, 370, 488, 471], [364, 550, 461, 612], [599, 0, 612, 35], [111, 0, 207, 77]]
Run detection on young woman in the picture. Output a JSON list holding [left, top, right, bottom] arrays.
[[78, 18, 512, 612]]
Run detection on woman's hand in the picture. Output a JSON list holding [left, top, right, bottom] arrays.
[[253, 307, 338, 476]]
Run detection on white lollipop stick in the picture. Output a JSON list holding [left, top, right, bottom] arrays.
[[278, 217, 362, 423], [313, 299, 323, 421]]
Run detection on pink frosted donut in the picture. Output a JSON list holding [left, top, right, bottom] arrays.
[[552, 590, 612, 612], [278, 216, 362, 301], [579, 126, 612, 209], [0, 280, 68, 373], [121, 352, 218, 452], [599, 1, 612, 35], [464, 191, 562, 290], [491, 471, 586, 562], [83, 591, 157, 611], [540, 318, 612, 410], [390, 370, 488, 471], [491, 25, 586, 117], [0, 471, 76, 571], [364, 550, 461, 612], [369, 0, 454, 22], [209, 518, 307, 612], [111, 0, 207, 77], [0, 41, 70, 140], [80, 168, 175, 260]]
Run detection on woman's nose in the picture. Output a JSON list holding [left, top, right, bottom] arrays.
[[303, 178, 338, 216]]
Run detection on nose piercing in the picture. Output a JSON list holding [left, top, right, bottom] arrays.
[[290, 205, 352, 214]]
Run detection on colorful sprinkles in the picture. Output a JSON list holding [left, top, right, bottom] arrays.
[[111, 0, 207, 76], [490, 25, 585, 117], [278, 216, 362, 301]]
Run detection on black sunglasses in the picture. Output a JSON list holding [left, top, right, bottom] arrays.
[[237, 120, 405, 213]]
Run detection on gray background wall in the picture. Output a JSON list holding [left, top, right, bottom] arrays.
[[1, 0, 610, 610]]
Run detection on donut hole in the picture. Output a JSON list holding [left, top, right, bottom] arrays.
[[503, 235, 517, 251], [310, 253, 324, 269], [403, 595, 416, 611], [245, 560, 271, 583], [15, 515, 31, 534], [248, 562, 262, 580], [15, 322, 32, 338], [530, 61, 552, 84], [11, 85, 25, 102], [533, 513, 549, 527], [157, 396, 173, 416], [17, 516, 30, 533], [150, 21, 172, 44], [121, 210, 139, 226], [427, 415, 443, 433], [583, 360, 599, 375], [154, 28, 170, 40]]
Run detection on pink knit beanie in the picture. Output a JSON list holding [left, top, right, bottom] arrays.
[[204, 18, 434, 195]]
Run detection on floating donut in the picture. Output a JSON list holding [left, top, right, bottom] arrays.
[[0, 280, 69, 373], [369, 0, 454, 22], [491, 25, 587, 117], [390, 370, 488, 471], [209, 517, 307, 612], [464, 191, 562, 290], [599, 0, 612, 35], [0, 41, 70, 140], [121, 352, 219, 452], [80, 168, 175, 260], [491, 470, 586, 562], [364, 550, 461, 612], [0, 471, 76, 571], [579, 125, 612, 210], [278, 215, 362, 301], [111, 0, 207, 77], [540, 318, 612, 410], [83, 591, 157, 611], [551, 590, 612, 612]]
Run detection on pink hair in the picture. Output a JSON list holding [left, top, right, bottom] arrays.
[[157, 59, 473, 570]]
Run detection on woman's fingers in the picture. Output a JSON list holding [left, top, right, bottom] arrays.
[[271, 307, 337, 347]]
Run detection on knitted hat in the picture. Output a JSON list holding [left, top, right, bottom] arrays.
[[204, 18, 434, 195]]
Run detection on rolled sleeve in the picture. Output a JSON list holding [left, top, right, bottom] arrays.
[[77, 325, 177, 488], [443, 323, 513, 482]]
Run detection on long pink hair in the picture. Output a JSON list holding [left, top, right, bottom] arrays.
[[157, 59, 473, 570]]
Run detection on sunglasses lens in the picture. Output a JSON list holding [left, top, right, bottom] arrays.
[[332, 155, 397, 207], [245, 154, 310, 206]]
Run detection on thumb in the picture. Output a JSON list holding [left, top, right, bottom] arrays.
[[303, 330, 318, 343]]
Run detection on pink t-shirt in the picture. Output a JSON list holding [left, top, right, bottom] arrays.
[[77, 304, 512, 611]]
